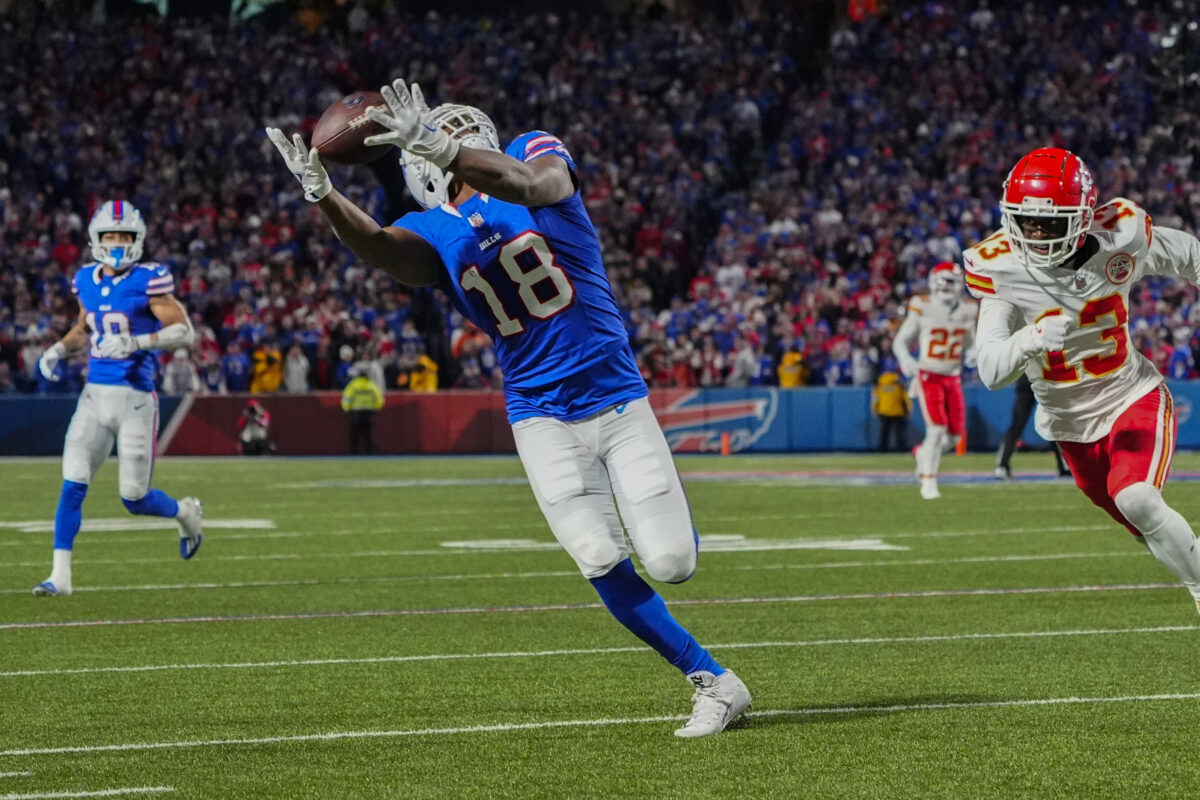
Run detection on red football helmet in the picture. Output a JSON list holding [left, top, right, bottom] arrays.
[[927, 261, 963, 300], [1000, 147, 1098, 269]]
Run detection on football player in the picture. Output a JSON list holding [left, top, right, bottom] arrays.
[[970, 147, 1200, 616], [893, 262, 978, 499], [33, 201, 203, 597], [266, 80, 750, 737]]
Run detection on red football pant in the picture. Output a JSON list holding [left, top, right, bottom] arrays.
[[1058, 385, 1176, 537], [917, 371, 965, 436]]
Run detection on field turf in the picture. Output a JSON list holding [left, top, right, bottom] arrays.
[[2, 453, 1199, 799]]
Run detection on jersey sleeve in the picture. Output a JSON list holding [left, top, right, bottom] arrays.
[[505, 131, 577, 173], [391, 211, 451, 293], [962, 254, 997, 300], [71, 267, 84, 297], [144, 263, 175, 296], [1143, 225, 1200, 284]]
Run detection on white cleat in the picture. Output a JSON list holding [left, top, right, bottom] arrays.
[[920, 478, 941, 500], [675, 670, 751, 738], [994, 466, 1012, 480], [176, 497, 204, 560], [32, 579, 71, 597]]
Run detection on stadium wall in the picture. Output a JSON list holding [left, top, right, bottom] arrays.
[[0, 384, 1194, 456]]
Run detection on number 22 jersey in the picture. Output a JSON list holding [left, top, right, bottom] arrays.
[[394, 131, 647, 422], [966, 198, 1200, 442]]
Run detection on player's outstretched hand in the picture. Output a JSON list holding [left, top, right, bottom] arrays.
[[1033, 314, 1069, 352], [98, 334, 137, 360], [38, 343, 66, 382], [363, 79, 459, 169], [265, 128, 332, 203]]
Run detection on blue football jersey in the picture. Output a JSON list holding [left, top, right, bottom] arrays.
[[73, 262, 175, 392], [394, 130, 646, 422]]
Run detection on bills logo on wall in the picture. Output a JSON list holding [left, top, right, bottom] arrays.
[[652, 388, 779, 452]]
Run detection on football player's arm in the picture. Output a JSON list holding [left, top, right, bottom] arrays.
[[448, 148, 575, 207], [38, 308, 90, 380], [1144, 226, 1200, 284], [315, 189, 443, 287], [141, 294, 195, 351], [962, 308, 979, 369], [891, 312, 920, 377], [975, 297, 1066, 389]]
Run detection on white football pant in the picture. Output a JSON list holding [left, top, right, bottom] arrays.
[[513, 397, 697, 583], [62, 383, 160, 500]]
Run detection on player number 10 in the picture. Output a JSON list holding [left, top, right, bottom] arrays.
[[1040, 294, 1128, 382], [460, 231, 575, 336]]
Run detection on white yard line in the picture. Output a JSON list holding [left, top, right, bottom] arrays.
[[1, 625, 1194, 679], [0, 774, 33, 778], [0, 582, 1183, 631], [0, 551, 1141, 594], [1, 694, 1196, 757], [0, 789, 172, 800]]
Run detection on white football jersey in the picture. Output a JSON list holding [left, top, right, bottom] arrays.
[[967, 197, 1200, 442], [894, 294, 978, 376]]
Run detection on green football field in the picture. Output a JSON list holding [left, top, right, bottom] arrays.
[[2, 453, 1199, 799]]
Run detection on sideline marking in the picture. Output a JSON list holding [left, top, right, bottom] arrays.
[[2, 625, 1194, 679], [0, 519, 274, 534], [2, 694, 1196, 757], [0, 582, 1181, 631], [0, 789, 173, 799]]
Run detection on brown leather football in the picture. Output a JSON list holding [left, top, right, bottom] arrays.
[[311, 90, 391, 165]]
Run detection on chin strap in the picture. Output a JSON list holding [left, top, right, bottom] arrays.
[[133, 322, 194, 352]]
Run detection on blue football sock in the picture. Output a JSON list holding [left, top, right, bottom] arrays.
[[589, 558, 723, 676], [122, 489, 179, 518], [54, 480, 89, 550]]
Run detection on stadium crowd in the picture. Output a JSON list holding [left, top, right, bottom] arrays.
[[1, 0, 1199, 397]]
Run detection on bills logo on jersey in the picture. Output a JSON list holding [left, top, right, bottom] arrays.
[[1105, 253, 1134, 284], [654, 388, 779, 453]]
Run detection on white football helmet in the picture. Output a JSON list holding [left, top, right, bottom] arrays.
[[928, 261, 963, 301], [402, 103, 501, 210], [88, 200, 147, 270]]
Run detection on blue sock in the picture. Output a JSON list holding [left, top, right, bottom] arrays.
[[54, 480, 89, 550], [589, 558, 723, 677], [122, 490, 179, 518]]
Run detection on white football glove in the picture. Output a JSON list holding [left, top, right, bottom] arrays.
[[98, 333, 138, 360], [265, 128, 332, 202], [38, 342, 66, 381], [1033, 314, 1070, 352], [363, 79, 460, 169]]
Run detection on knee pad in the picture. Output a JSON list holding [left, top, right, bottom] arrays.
[[1113, 482, 1173, 534], [631, 512, 697, 584], [555, 505, 626, 579], [923, 425, 947, 451]]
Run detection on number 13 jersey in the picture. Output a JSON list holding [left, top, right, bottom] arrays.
[[394, 130, 646, 422], [966, 197, 1200, 442]]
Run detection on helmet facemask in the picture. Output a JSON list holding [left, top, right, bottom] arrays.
[[1001, 200, 1094, 270], [88, 201, 147, 270], [401, 102, 500, 210]]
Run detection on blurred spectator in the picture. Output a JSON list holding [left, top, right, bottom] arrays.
[[162, 350, 200, 396], [409, 352, 439, 393], [199, 357, 228, 395], [341, 365, 384, 454], [872, 370, 911, 452], [251, 341, 283, 394], [334, 345, 356, 389], [222, 342, 252, 393], [238, 399, 273, 456], [283, 344, 310, 393]]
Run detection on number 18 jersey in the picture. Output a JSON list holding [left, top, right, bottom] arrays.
[[394, 130, 646, 422]]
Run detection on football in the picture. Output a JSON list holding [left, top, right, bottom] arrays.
[[311, 90, 391, 165]]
